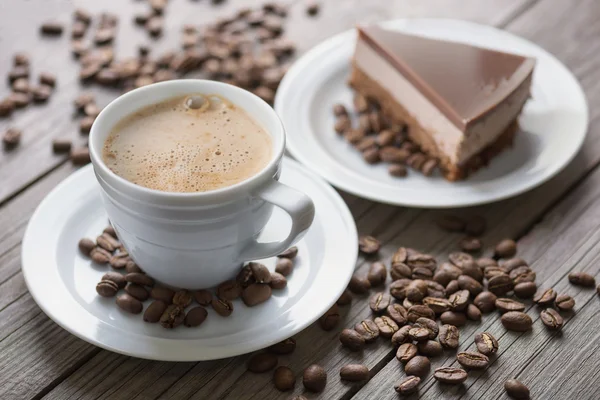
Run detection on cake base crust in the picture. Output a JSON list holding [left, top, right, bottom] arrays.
[[349, 65, 518, 181]]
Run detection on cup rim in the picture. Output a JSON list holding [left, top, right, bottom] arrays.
[[89, 79, 285, 201]]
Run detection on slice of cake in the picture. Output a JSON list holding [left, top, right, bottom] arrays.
[[349, 25, 536, 180]]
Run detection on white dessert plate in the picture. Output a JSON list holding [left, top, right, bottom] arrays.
[[275, 19, 589, 208], [22, 157, 357, 361]]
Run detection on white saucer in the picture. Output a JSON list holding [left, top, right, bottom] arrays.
[[275, 19, 589, 208], [22, 157, 357, 361]]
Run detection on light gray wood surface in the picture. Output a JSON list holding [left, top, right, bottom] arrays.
[[2, 0, 600, 399]]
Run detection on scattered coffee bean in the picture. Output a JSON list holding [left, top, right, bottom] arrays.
[[159, 304, 186, 329], [555, 294, 575, 311], [102, 272, 126, 289], [278, 246, 298, 259], [440, 311, 466, 326], [319, 304, 340, 331], [340, 364, 369, 382], [125, 283, 149, 301], [270, 272, 287, 289], [388, 164, 408, 177], [396, 343, 418, 363], [474, 291, 497, 313], [248, 352, 278, 373], [457, 351, 489, 369], [457, 275, 483, 296], [533, 288, 557, 306], [96, 280, 119, 297], [414, 317, 439, 339], [460, 237, 482, 253], [540, 308, 563, 330], [394, 376, 420, 395], [505, 379, 530, 399], [448, 289, 469, 311], [495, 298, 526, 313], [436, 215, 465, 232], [407, 305, 435, 322], [374, 316, 398, 337], [125, 261, 141, 274], [249, 262, 271, 283], [70, 148, 91, 165], [184, 306, 208, 327], [303, 364, 327, 392], [466, 304, 482, 321], [355, 319, 379, 343], [488, 274, 514, 296], [369, 292, 391, 314], [3, 128, 21, 148], [501, 311, 532, 331], [39, 72, 56, 87], [116, 293, 143, 314], [418, 340, 443, 357], [348, 274, 371, 294], [268, 337, 296, 354], [52, 138, 72, 153], [151, 287, 174, 304], [408, 326, 430, 342], [438, 324, 459, 349], [243, 283, 272, 306], [339, 328, 365, 351], [90, 247, 111, 264], [273, 366, 296, 391], [474, 332, 499, 355], [216, 280, 242, 300], [0, 99, 14, 117], [433, 367, 468, 384], [495, 239, 517, 258], [404, 356, 430, 377], [337, 289, 352, 306], [144, 300, 168, 323], [446, 280, 460, 295], [125, 272, 154, 287], [368, 262, 387, 287], [423, 297, 451, 314], [275, 257, 293, 276], [171, 290, 192, 307], [78, 238, 96, 255], [41, 21, 64, 35], [514, 282, 537, 298], [212, 297, 233, 316], [568, 271, 596, 287], [359, 235, 380, 254], [386, 303, 408, 325]]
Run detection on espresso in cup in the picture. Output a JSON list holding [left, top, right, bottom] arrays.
[[102, 94, 272, 192]]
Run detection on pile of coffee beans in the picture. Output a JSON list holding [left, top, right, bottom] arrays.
[[79, 224, 297, 329], [332, 93, 439, 178]]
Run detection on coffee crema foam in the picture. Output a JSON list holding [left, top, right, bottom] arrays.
[[102, 94, 272, 193]]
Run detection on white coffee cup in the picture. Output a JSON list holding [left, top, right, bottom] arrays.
[[89, 80, 315, 289]]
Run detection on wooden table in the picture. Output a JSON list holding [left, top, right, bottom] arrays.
[[1, 0, 599, 399]]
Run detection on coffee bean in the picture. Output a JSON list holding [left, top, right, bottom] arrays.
[[433, 367, 469, 385], [333, 103, 348, 117], [236, 264, 255, 288], [102, 272, 126, 289], [514, 282, 537, 298], [512, 269, 536, 284], [144, 300, 168, 323], [212, 297, 233, 316], [407, 254, 437, 270], [495, 298, 526, 313], [568, 271, 596, 287], [437, 215, 465, 232], [396, 343, 418, 362], [146, 16, 164, 36], [423, 297, 451, 314], [465, 215, 486, 236], [418, 340, 443, 357], [533, 288, 557, 306], [275, 257, 293, 276], [555, 294, 575, 311], [303, 364, 326, 392], [273, 366, 295, 391], [171, 290, 192, 307], [248, 352, 278, 373], [459, 237, 482, 253], [355, 319, 379, 342], [474, 332, 499, 355], [349, 275, 371, 294], [495, 239, 517, 258], [12, 78, 29, 93], [0, 99, 14, 117], [407, 305, 435, 322], [125, 272, 154, 287], [243, 284, 272, 306], [386, 303, 408, 325], [440, 311, 466, 326], [540, 308, 563, 330], [405, 356, 430, 377], [484, 266, 506, 280], [461, 262, 484, 283], [41, 21, 64, 35], [457, 351, 489, 369], [406, 283, 426, 303], [340, 329, 365, 351], [270, 272, 287, 289], [505, 379, 530, 399], [125, 261, 142, 274], [125, 283, 149, 301], [449, 290, 469, 311], [446, 280, 460, 295], [96, 233, 118, 252], [78, 238, 95, 255], [408, 326, 430, 342], [319, 304, 340, 331], [466, 304, 482, 321], [488, 274, 514, 296], [379, 147, 410, 163], [13, 52, 29, 66], [415, 317, 439, 339], [276, 246, 297, 259], [184, 306, 208, 327], [215, 280, 242, 301], [368, 262, 387, 287], [96, 280, 119, 297], [340, 364, 369, 382], [337, 289, 352, 306], [474, 291, 497, 313], [359, 235, 380, 254], [90, 247, 111, 264], [374, 316, 398, 337], [268, 337, 296, 354], [391, 325, 412, 347], [439, 324, 460, 349], [389, 279, 410, 300], [249, 262, 271, 283], [501, 311, 532, 331], [148, 287, 173, 304], [501, 257, 527, 272], [369, 292, 391, 314], [456, 275, 482, 296], [395, 375, 420, 395], [116, 293, 143, 314]]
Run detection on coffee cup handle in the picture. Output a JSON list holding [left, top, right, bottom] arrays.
[[238, 180, 315, 261]]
